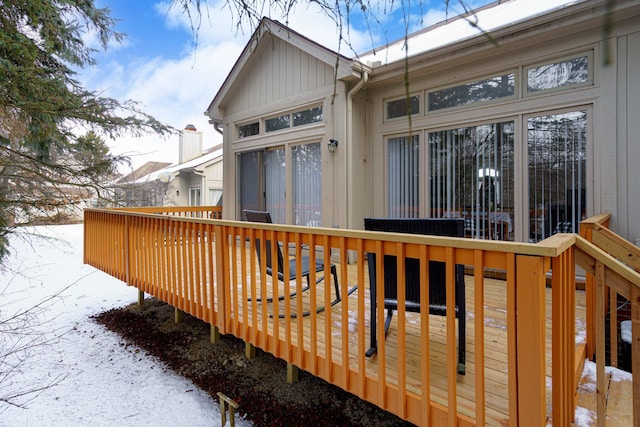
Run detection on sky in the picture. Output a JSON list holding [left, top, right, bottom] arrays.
[[0, 223, 631, 426], [78, 0, 494, 173]]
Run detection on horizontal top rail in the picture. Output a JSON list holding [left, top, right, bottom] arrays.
[[575, 234, 640, 300], [84, 207, 575, 258]]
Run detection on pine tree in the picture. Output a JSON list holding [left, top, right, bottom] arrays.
[[0, 1, 172, 261]]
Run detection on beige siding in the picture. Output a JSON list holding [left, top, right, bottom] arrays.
[[621, 30, 640, 245], [205, 160, 223, 190], [225, 35, 335, 116]]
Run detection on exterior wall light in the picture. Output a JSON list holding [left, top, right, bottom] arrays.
[[328, 139, 338, 153]]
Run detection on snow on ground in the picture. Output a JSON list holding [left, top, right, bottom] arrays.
[[0, 224, 250, 426]]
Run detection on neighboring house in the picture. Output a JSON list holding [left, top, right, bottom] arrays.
[[205, 0, 640, 245], [164, 125, 224, 207], [103, 125, 223, 208], [107, 161, 173, 207]]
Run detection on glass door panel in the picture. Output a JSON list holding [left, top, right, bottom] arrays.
[[428, 122, 515, 240], [528, 111, 587, 242], [292, 142, 322, 226]]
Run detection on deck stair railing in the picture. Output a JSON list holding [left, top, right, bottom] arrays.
[[578, 213, 640, 426], [83, 207, 639, 426]]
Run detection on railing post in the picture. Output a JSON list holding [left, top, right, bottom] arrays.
[[551, 248, 576, 426], [515, 254, 547, 425], [580, 222, 596, 360]]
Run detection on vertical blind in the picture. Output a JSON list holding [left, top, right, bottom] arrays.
[[428, 122, 515, 240], [528, 111, 587, 241], [292, 143, 322, 226], [264, 148, 286, 224], [388, 135, 420, 218]]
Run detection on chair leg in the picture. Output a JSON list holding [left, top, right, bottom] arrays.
[[457, 312, 466, 375], [331, 265, 341, 303], [383, 308, 394, 336], [366, 308, 394, 357]]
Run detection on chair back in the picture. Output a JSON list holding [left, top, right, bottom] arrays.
[[243, 209, 285, 274], [364, 218, 464, 310]]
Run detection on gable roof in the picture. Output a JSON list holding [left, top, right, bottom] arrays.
[[117, 161, 172, 184], [167, 144, 223, 175], [206, 17, 354, 120]]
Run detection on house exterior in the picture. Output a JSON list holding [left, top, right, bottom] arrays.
[[102, 126, 223, 208], [206, 0, 640, 244], [106, 161, 172, 207], [166, 125, 224, 207]]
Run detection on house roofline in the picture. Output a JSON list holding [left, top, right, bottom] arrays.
[[206, 17, 352, 119]]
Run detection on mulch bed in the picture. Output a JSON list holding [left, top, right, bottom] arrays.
[[93, 298, 414, 427]]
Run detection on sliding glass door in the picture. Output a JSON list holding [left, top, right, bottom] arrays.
[[238, 143, 321, 225], [528, 110, 587, 241], [387, 111, 588, 242]]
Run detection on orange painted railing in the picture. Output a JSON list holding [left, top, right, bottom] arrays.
[[112, 205, 223, 219], [83, 207, 639, 426], [579, 214, 640, 426]]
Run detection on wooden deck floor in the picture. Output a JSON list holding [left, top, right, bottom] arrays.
[[227, 257, 590, 426]]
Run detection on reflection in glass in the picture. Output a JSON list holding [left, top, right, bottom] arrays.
[[428, 74, 514, 111], [428, 122, 515, 240], [293, 106, 323, 126], [527, 56, 588, 92], [238, 122, 260, 138], [528, 111, 587, 242], [386, 96, 420, 119], [266, 115, 290, 132]]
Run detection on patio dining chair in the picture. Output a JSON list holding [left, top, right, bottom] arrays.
[[364, 217, 466, 375], [243, 209, 342, 317]]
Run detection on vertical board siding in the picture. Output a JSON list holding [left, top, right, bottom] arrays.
[[226, 36, 335, 115]]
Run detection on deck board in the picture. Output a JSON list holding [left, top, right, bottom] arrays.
[[228, 254, 590, 426]]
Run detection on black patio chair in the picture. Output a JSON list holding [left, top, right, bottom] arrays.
[[364, 217, 466, 375], [243, 209, 342, 317]]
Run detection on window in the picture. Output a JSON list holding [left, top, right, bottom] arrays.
[[189, 187, 201, 206], [526, 55, 589, 93], [265, 114, 290, 132], [386, 96, 420, 119], [238, 122, 259, 138], [388, 135, 420, 218], [209, 189, 223, 206], [429, 122, 515, 240], [528, 111, 587, 242], [264, 106, 323, 134], [428, 74, 515, 111], [292, 143, 322, 226], [293, 106, 323, 126]]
